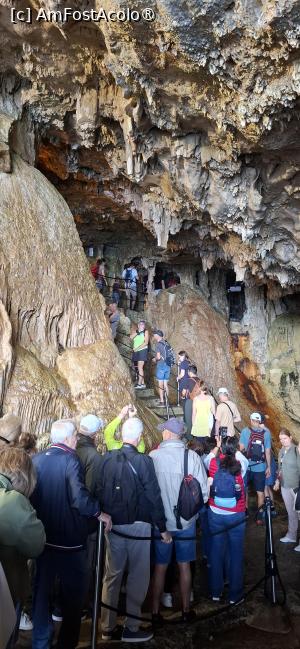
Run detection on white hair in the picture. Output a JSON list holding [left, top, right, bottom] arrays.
[[50, 420, 76, 444], [122, 417, 143, 443]]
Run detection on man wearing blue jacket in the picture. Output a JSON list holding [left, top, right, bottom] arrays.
[[31, 419, 111, 649]]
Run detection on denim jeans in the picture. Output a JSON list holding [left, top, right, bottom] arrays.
[[199, 506, 210, 559], [32, 548, 87, 649], [208, 509, 246, 602]]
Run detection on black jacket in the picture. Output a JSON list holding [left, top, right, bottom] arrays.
[[98, 444, 167, 532], [31, 444, 100, 549], [76, 434, 103, 498]]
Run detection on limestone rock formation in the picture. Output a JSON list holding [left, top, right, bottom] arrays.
[[1, 0, 300, 288], [0, 154, 133, 438]]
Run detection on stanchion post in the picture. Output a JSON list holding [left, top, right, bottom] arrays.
[[264, 496, 277, 605], [91, 520, 105, 649]]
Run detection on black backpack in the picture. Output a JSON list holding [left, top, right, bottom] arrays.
[[247, 429, 266, 463], [100, 450, 141, 524], [174, 449, 204, 529], [162, 341, 176, 367]]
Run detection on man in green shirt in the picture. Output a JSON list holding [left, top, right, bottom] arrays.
[[104, 404, 145, 453]]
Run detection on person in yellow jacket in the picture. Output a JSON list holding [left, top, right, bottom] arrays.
[[104, 404, 145, 453]]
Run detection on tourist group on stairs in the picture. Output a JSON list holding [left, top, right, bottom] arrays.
[[1, 337, 300, 648]]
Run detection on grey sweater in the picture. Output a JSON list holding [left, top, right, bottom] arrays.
[[278, 444, 300, 489]]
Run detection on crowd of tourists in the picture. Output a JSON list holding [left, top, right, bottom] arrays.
[[1, 348, 300, 647]]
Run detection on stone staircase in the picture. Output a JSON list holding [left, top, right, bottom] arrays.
[[115, 310, 183, 419]]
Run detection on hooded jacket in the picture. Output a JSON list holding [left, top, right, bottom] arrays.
[[0, 474, 45, 603]]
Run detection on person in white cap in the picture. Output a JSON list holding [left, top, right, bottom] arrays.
[[76, 414, 105, 496], [239, 413, 272, 524], [215, 388, 241, 439], [31, 419, 111, 649]]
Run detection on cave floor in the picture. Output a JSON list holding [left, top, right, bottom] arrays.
[[15, 502, 300, 649]]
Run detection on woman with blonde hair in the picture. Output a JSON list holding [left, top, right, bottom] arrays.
[[191, 382, 216, 439], [274, 428, 300, 550], [0, 446, 45, 608]]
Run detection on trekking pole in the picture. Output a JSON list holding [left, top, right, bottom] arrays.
[[91, 521, 105, 649], [177, 362, 180, 407], [264, 496, 277, 604]]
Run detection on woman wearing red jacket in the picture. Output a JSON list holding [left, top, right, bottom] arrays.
[[207, 437, 246, 604]]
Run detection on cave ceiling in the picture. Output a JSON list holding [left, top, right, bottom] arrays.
[[1, 1, 300, 290]]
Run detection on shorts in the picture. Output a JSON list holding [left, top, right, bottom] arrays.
[[265, 455, 277, 487], [247, 469, 265, 492], [154, 522, 196, 564], [132, 348, 148, 362], [156, 362, 171, 381]]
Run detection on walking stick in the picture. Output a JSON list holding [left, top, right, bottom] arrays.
[[91, 520, 105, 649], [177, 362, 180, 407]]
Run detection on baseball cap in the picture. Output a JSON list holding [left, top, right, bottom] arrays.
[[250, 412, 262, 423], [157, 417, 185, 435], [153, 328, 164, 337], [218, 387, 229, 395], [80, 414, 104, 435]]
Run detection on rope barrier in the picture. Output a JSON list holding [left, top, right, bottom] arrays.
[[110, 514, 249, 541], [99, 576, 265, 626]]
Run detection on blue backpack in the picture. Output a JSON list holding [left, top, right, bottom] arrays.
[[211, 461, 241, 508]]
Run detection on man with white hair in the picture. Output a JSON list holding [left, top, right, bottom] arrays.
[[99, 416, 171, 643], [215, 387, 241, 438], [31, 419, 111, 649]]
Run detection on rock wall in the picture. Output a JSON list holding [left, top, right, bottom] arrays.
[[0, 154, 133, 441], [1, 0, 300, 290]]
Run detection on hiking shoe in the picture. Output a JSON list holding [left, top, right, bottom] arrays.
[[211, 597, 220, 603], [135, 384, 146, 390], [121, 628, 154, 642], [19, 613, 33, 631], [280, 536, 297, 543], [152, 612, 165, 627], [294, 544, 300, 552], [181, 610, 197, 623], [52, 608, 63, 622], [160, 592, 173, 608], [102, 625, 123, 641]]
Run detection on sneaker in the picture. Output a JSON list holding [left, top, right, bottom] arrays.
[[181, 610, 196, 623], [212, 597, 220, 602], [121, 628, 154, 643], [256, 518, 264, 526], [294, 544, 300, 552], [280, 536, 297, 543], [160, 592, 173, 608], [102, 625, 123, 641], [19, 612, 33, 631], [229, 598, 244, 605], [52, 609, 63, 622], [135, 384, 145, 390]]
